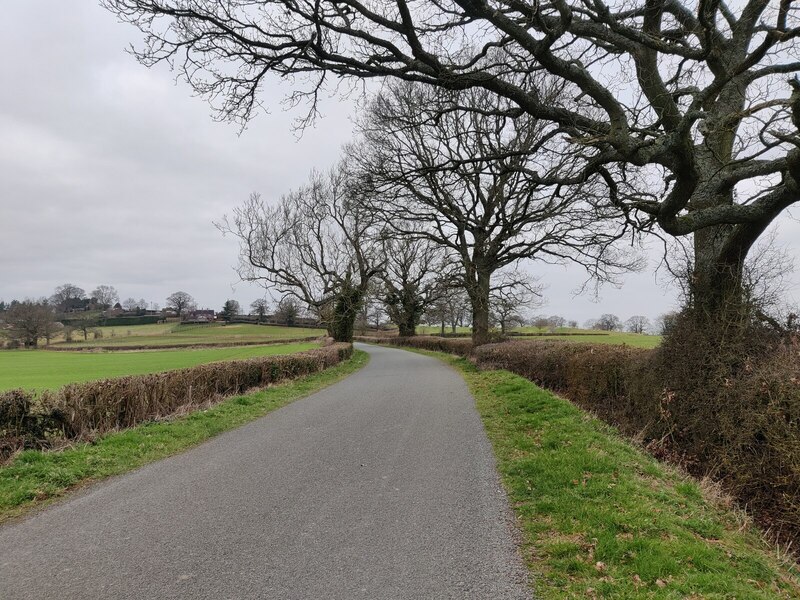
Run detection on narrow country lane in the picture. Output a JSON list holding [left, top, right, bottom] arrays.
[[0, 344, 532, 600]]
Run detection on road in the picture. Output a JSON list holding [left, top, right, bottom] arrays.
[[0, 343, 532, 599]]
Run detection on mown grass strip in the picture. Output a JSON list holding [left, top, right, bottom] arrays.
[[410, 348, 800, 598], [0, 350, 368, 524]]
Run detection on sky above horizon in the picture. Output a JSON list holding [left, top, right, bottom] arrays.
[[1, 1, 799, 327]]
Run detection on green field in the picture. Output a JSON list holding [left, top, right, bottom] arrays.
[[0, 342, 319, 391], [50, 322, 326, 348], [414, 326, 661, 349], [514, 331, 662, 349]]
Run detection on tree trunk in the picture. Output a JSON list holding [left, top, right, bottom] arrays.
[[470, 269, 492, 346], [398, 316, 416, 337], [691, 225, 750, 325], [329, 285, 364, 343]]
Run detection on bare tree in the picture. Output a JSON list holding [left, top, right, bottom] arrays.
[[166, 291, 195, 317], [380, 235, 450, 337], [490, 273, 544, 334], [250, 298, 271, 322], [104, 0, 800, 330], [626, 316, 651, 335], [274, 297, 301, 327], [91, 285, 119, 310], [423, 296, 450, 337], [122, 298, 140, 312], [4, 301, 57, 348], [73, 315, 100, 342], [444, 289, 472, 334], [595, 314, 622, 332], [51, 284, 85, 312], [354, 81, 634, 344], [218, 166, 382, 342]]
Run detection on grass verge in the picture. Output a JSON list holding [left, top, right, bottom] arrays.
[[0, 349, 368, 524], [408, 348, 800, 598]]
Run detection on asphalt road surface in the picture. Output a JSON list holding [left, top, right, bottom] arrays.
[[0, 343, 532, 599]]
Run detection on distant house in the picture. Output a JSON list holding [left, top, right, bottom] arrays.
[[183, 309, 216, 323]]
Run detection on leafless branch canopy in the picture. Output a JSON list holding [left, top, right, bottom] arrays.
[[217, 165, 382, 317], [104, 0, 800, 240]]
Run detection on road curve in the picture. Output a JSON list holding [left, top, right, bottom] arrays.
[[0, 343, 532, 599]]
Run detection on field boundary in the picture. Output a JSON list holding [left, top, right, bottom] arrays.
[[41, 336, 324, 352]]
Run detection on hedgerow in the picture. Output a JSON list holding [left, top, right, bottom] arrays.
[[0, 343, 351, 459]]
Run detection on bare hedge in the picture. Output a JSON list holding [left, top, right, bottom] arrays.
[[353, 335, 474, 356], [0, 343, 352, 459]]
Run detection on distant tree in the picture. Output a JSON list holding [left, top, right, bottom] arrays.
[[51, 284, 86, 312], [655, 312, 680, 336], [626, 316, 651, 335], [122, 298, 140, 312], [4, 301, 56, 347], [250, 298, 270, 322], [548, 316, 566, 329], [91, 285, 119, 309], [490, 276, 543, 335], [595, 314, 622, 332], [423, 297, 450, 337], [166, 291, 195, 317], [0, 300, 6, 312], [380, 235, 448, 337], [221, 299, 241, 322], [218, 165, 382, 342], [444, 290, 471, 334], [532, 316, 552, 330], [567, 320, 578, 329], [274, 298, 300, 327], [73, 315, 100, 341]]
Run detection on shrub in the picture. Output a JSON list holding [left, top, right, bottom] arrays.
[[0, 343, 352, 460]]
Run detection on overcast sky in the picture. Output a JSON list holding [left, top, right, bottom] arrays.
[[1, 2, 798, 326]]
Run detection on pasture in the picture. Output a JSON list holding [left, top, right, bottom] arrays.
[[51, 322, 326, 348], [412, 326, 661, 349], [0, 342, 319, 391], [513, 331, 662, 349]]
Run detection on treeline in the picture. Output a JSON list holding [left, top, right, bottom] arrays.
[[0, 287, 205, 348]]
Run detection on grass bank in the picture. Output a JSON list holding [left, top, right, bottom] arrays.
[[0, 350, 368, 524], [415, 349, 800, 598], [0, 342, 319, 391]]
